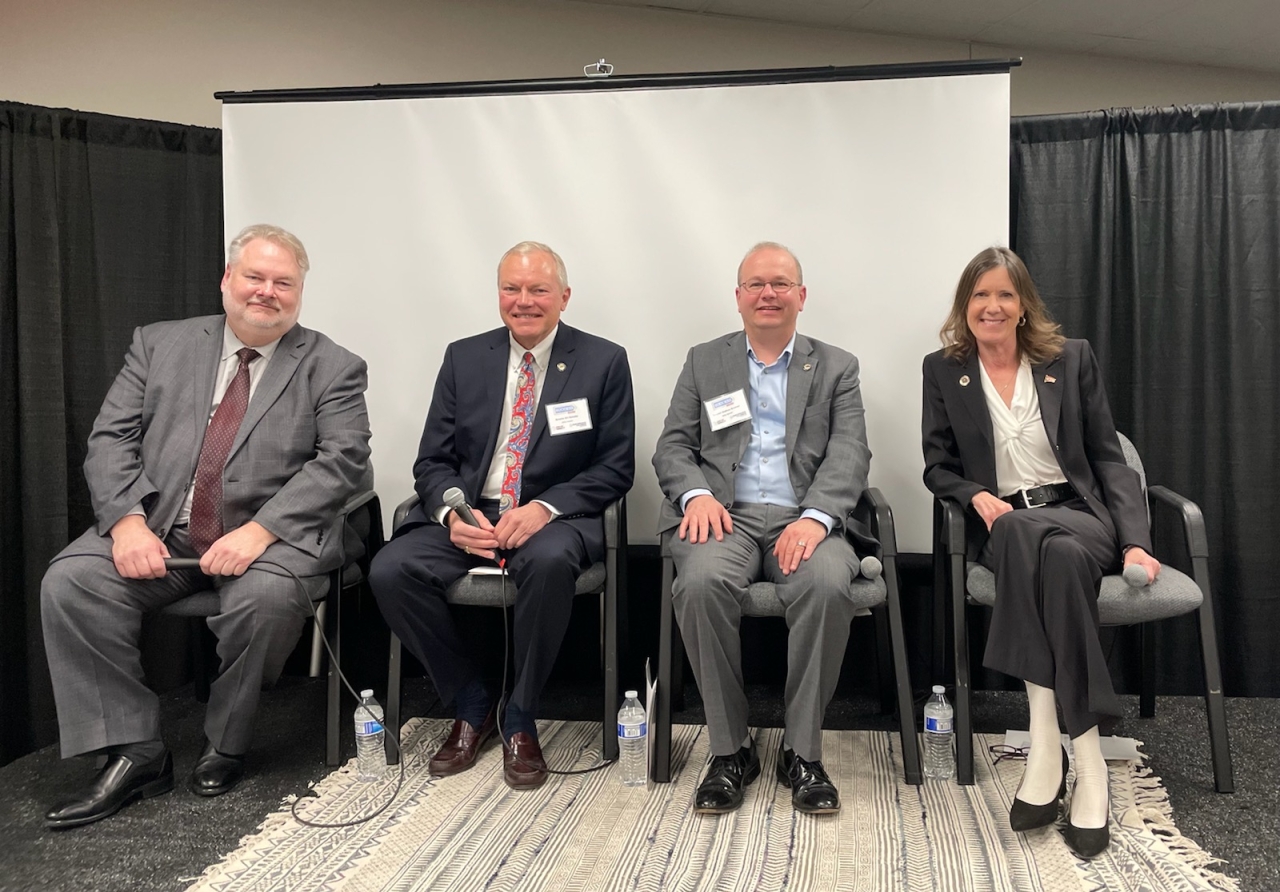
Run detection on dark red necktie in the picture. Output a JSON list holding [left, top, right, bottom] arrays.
[[189, 347, 259, 554]]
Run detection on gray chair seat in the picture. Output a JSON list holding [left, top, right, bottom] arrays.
[[444, 563, 607, 606], [966, 563, 1202, 627], [741, 577, 886, 618]]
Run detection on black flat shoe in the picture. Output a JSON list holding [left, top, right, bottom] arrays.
[[776, 744, 840, 815], [1063, 785, 1111, 858], [190, 741, 245, 797], [1009, 744, 1069, 832], [694, 739, 760, 814], [45, 750, 174, 829]]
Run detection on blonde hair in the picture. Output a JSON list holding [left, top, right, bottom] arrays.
[[940, 246, 1064, 363], [227, 224, 310, 278]]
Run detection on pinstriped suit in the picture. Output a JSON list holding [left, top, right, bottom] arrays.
[[41, 314, 371, 757]]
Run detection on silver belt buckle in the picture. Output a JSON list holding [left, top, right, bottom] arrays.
[[1021, 489, 1038, 509]]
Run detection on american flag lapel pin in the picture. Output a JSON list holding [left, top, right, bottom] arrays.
[[1044, 375, 1057, 383], [556, 362, 566, 371]]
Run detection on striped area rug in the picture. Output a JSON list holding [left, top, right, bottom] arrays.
[[187, 719, 1236, 892]]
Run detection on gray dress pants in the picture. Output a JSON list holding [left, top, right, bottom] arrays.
[[670, 503, 860, 763]]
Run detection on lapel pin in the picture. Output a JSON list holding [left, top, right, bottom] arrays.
[[803, 363, 812, 371], [959, 375, 970, 386], [556, 362, 566, 372], [1044, 375, 1056, 383]]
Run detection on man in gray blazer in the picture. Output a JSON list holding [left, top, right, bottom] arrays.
[[40, 225, 371, 828], [652, 242, 874, 816]]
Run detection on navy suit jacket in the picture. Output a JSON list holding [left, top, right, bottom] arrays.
[[922, 338, 1151, 561], [403, 323, 635, 555]]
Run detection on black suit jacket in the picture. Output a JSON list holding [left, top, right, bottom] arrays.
[[402, 323, 635, 554], [921, 338, 1151, 561]]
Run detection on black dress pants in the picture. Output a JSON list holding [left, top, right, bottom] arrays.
[[980, 499, 1122, 738], [369, 505, 594, 717]]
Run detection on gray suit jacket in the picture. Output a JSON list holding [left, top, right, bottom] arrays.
[[65, 314, 372, 577], [652, 330, 875, 550]]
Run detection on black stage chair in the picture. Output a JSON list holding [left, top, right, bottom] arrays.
[[159, 490, 384, 767], [933, 434, 1233, 792], [652, 488, 923, 785], [384, 497, 625, 765]]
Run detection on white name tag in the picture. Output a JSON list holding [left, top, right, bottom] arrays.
[[704, 389, 752, 432], [546, 398, 592, 435]]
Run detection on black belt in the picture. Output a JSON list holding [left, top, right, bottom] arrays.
[[1002, 482, 1076, 509]]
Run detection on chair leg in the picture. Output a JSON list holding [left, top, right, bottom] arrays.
[[883, 565, 922, 785], [671, 622, 687, 712], [1194, 588, 1234, 793], [655, 556, 676, 783], [601, 585, 619, 762], [309, 601, 327, 678], [386, 634, 403, 766], [1139, 623, 1156, 718], [951, 553, 974, 785], [932, 502, 949, 684], [325, 570, 341, 767], [874, 605, 895, 716]]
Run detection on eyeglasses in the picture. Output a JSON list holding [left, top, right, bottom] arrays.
[[739, 280, 799, 294]]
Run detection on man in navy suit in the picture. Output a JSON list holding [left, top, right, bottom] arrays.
[[370, 241, 635, 790]]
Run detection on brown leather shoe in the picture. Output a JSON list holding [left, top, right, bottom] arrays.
[[502, 731, 548, 790], [428, 708, 497, 776]]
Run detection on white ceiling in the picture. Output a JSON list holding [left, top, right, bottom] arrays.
[[571, 0, 1279, 74]]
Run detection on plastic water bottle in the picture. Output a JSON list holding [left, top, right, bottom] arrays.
[[354, 689, 386, 781], [617, 690, 647, 787], [923, 685, 955, 780]]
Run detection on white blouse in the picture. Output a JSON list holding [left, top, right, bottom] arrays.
[[978, 360, 1068, 498]]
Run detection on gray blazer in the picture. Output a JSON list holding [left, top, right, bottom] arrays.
[[652, 330, 875, 550], [66, 314, 372, 577]]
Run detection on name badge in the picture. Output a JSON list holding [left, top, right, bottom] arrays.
[[546, 398, 592, 436], [704, 389, 752, 432]]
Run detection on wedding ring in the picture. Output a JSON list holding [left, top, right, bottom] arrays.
[[798, 540, 806, 547], [464, 546, 471, 555]]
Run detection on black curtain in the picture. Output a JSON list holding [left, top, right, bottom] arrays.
[[1010, 103, 1280, 698], [0, 102, 223, 765]]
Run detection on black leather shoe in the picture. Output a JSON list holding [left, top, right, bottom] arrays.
[[1009, 745, 1069, 832], [1063, 785, 1110, 858], [45, 751, 174, 829], [190, 741, 245, 797], [776, 745, 840, 814], [694, 739, 760, 814]]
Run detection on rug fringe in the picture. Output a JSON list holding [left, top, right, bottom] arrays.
[[1124, 763, 1240, 892]]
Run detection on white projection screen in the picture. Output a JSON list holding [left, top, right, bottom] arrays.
[[221, 64, 1012, 552]]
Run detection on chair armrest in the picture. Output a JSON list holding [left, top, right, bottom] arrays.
[[340, 489, 379, 519], [937, 496, 967, 556], [854, 487, 897, 557], [1147, 484, 1209, 560], [603, 497, 624, 550], [393, 494, 421, 533]]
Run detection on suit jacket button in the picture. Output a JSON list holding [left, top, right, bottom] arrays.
[[731, 463, 737, 470]]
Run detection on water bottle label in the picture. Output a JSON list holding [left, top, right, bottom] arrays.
[[925, 716, 952, 733], [618, 721, 647, 738], [357, 720, 384, 735]]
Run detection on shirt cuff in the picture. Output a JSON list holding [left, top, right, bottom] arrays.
[[800, 508, 835, 534], [533, 499, 560, 519], [680, 489, 714, 513], [434, 505, 451, 526], [126, 503, 147, 519]]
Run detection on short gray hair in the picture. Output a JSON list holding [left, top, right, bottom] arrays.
[[738, 241, 803, 285], [227, 224, 310, 278], [498, 241, 568, 291]]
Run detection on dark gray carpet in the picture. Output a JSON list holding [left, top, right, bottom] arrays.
[[0, 679, 1272, 892]]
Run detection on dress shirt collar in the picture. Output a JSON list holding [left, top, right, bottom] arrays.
[[508, 324, 558, 372], [221, 322, 281, 366], [745, 331, 796, 369]]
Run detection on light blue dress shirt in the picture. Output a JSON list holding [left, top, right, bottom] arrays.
[[681, 333, 835, 533]]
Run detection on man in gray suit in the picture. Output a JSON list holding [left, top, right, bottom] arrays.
[[40, 224, 371, 828], [653, 242, 875, 816]]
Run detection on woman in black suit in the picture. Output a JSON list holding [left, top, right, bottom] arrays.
[[922, 247, 1161, 858]]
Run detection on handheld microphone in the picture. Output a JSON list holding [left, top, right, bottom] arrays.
[[1122, 563, 1151, 588], [164, 558, 203, 570], [443, 487, 480, 527]]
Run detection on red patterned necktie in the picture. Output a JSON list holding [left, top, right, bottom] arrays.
[[189, 347, 259, 554], [499, 352, 536, 513]]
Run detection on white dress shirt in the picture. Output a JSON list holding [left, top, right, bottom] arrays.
[[979, 359, 1067, 498]]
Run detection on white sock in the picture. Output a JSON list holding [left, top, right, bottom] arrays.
[[1069, 727, 1109, 829], [1017, 681, 1064, 804]]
